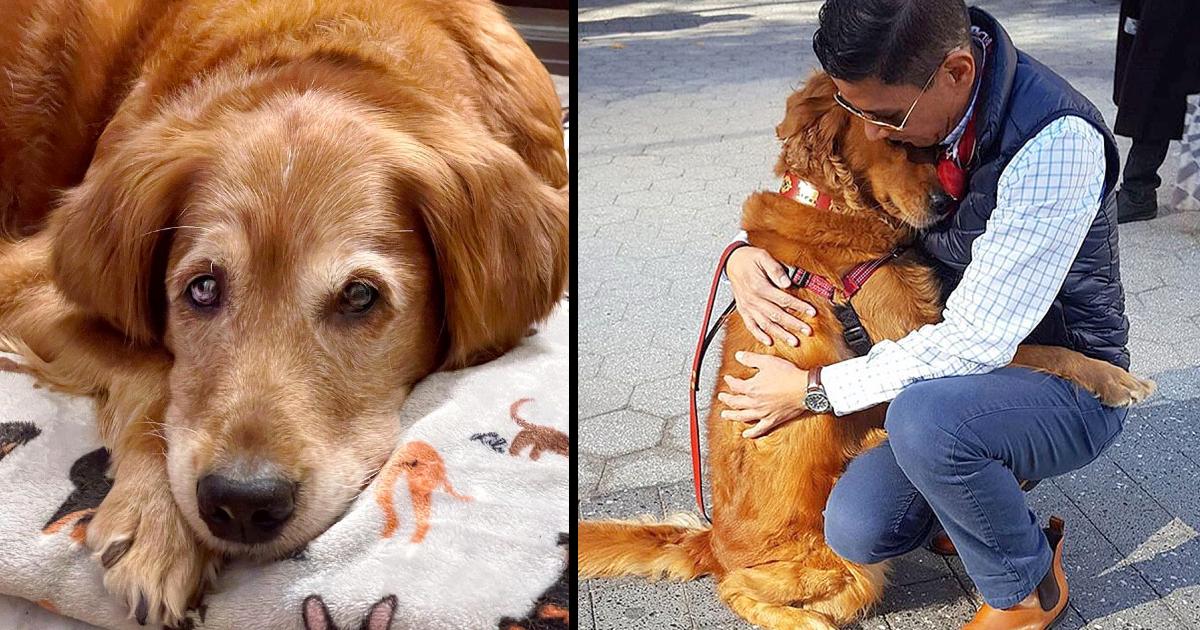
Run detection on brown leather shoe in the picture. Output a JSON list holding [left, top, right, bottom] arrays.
[[961, 516, 1069, 630], [929, 529, 958, 556], [929, 480, 1042, 557]]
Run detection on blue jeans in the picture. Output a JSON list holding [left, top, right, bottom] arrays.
[[823, 367, 1128, 609]]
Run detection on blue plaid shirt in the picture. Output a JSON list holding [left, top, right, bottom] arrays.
[[821, 116, 1107, 414]]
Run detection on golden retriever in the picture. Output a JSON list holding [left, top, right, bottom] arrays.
[[578, 73, 1152, 629], [0, 0, 567, 624]]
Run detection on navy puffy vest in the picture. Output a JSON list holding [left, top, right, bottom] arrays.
[[921, 7, 1130, 369]]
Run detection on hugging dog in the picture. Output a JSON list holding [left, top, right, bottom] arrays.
[[0, 0, 567, 624], [579, 73, 1152, 629]]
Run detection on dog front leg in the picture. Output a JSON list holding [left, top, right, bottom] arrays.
[[1011, 344, 1155, 407], [0, 236, 216, 625], [87, 394, 217, 628]]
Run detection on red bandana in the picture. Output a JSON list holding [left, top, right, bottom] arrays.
[[937, 114, 977, 203]]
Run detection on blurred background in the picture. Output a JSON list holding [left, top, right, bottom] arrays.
[[502, 0, 571, 113]]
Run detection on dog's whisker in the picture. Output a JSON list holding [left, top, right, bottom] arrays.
[[138, 225, 206, 239], [141, 419, 203, 440]]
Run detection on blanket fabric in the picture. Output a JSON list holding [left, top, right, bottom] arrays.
[[0, 302, 569, 630]]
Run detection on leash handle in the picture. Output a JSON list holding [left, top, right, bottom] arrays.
[[689, 241, 748, 523]]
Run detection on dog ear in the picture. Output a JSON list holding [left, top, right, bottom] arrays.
[[777, 71, 844, 143], [775, 72, 847, 175], [47, 118, 206, 345], [389, 131, 568, 369]]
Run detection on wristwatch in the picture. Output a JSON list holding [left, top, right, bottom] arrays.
[[804, 366, 833, 414]]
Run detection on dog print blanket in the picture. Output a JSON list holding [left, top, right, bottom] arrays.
[[0, 301, 570, 630]]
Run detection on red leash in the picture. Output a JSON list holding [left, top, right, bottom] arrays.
[[688, 237, 904, 523], [688, 241, 749, 523]]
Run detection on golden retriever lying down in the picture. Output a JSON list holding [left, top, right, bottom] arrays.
[[0, 0, 567, 625], [579, 73, 1153, 629]]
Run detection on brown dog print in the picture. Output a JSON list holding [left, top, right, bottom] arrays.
[[0, 357, 23, 374], [303, 594, 396, 630], [0, 421, 40, 462], [508, 398, 568, 461], [375, 441, 471, 543]]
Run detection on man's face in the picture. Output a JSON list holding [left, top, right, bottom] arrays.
[[831, 48, 977, 149]]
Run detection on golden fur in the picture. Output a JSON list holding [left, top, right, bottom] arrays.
[[579, 73, 1153, 629], [0, 0, 567, 625]]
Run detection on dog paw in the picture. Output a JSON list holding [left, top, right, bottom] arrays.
[[1091, 371, 1157, 407], [86, 477, 215, 626]]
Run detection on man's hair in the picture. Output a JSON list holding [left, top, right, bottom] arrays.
[[812, 0, 971, 87]]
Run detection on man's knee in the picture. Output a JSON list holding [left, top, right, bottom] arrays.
[[885, 379, 977, 470], [886, 381, 949, 453], [824, 488, 913, 565]]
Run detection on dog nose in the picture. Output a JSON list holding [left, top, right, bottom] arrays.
[[929, 191, 957, 215], [196, 473, 296, 543]]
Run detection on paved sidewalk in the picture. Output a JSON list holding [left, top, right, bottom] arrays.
[[578, 0, 1200, 628]]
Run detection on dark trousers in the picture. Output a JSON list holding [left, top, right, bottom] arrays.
[[1121, 137, 1172, 195], [822, 367, 1128, 609]]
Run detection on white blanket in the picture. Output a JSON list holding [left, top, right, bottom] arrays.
[[0, 302, 570, 630]]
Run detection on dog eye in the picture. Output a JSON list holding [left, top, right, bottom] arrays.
[[187, 275, 221, 309], [339, 281, 378, 315]]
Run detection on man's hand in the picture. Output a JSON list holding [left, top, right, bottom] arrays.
[[725, 246, 814, 347], [718, 351, 811, 439]]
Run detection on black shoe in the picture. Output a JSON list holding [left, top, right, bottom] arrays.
[[1117, 187, 1158, 224]]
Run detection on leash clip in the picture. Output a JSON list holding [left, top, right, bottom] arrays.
[[841, 322, 872, 354]]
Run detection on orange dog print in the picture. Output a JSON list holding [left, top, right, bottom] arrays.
[[508, 398, 568, 461], [42, 509, 95, 544], [376, 441, 471, 543]]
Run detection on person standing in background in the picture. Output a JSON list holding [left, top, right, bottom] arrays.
[[1112, 0, 1200, 223]]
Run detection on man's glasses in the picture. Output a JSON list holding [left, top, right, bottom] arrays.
[[833, 51, 955, 132]]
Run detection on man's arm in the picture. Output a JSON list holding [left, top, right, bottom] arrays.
[[821, 116, 1108, 415], [720, 230, 750, 281]]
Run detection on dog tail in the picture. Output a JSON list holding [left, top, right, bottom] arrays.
[[510, 397, 534, 429], [579, 513, 718, 581]]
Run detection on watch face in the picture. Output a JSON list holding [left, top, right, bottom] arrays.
[[805, 391, 831, 413]]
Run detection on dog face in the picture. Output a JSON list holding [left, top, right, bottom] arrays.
[[48, 90, 567, 557], [775, 72, 950, 228]]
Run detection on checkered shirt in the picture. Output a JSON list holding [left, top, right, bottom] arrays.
[[821, 116, 1107, 414]]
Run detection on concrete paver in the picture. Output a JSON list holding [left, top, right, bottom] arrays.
[[578, 0, 1200, 627]]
